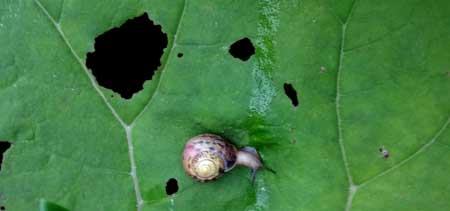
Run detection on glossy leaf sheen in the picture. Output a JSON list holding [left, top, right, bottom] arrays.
[[0, 0, 449, 210]]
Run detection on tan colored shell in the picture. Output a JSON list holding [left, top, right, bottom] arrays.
[[182, 134, 237, 182]]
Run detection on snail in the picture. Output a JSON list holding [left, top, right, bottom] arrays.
[[182, 133, 274, 183]]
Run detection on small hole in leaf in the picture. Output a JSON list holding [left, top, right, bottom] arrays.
[[0, 141, 12, 171], [0, 205, 5, 210], [379, 147, 389, 158], [86, 12, 168, 99], [177, 53, 183, 58], [283, 83, 299, 107], [165, 178, 178, 195], [229, 37, 255, 61]]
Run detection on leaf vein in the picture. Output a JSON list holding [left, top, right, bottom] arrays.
[[335, 0, 359, 210], [33, 1, 146, 210], [129, 0, 188, 127], [33, 0, 127, 127]]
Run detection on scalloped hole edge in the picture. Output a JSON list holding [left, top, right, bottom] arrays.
[[0, 141, 11, 171], [283, 83, 299, 107], [229, 37, 255, 61], [86, 12, 168, 99], [165, 178, 178, 195]]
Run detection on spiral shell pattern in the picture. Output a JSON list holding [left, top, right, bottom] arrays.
[[182, 134, 238, 182]]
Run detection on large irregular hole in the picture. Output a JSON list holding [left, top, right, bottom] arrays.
[[86, 13, 168, 99], [165, 178, 178, 195], [0, 141, 11, 171], [228, 37, 255, 61], [283, 83, 299, 107]]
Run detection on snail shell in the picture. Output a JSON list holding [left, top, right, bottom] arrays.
[[182, 134, 238, 182]]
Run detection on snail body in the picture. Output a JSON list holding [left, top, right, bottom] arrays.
[[182, 134, 267, 182]]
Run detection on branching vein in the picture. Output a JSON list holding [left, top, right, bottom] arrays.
[[334, 2, 450, 211], [35, 0, 189, 209], [358, 116, 450, 188], [335, 1, 358, 211], [33, 0, 127, 128], [130, 0, 188, 127], [33, 0, 149, 210]]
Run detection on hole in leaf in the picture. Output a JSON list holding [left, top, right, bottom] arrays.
[[0, 206, 4, 210], [86, 12, 168, 99], [165, 178, 178, 195], [283, 83, 299, 107], [0, 141, 11, 171], [229, 37, 255, 61], [177, 53, 183, 58]]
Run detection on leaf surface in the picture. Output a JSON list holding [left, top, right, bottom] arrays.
[[0, 0, 449, 210]]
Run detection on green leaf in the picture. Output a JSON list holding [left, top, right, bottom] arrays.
[[1, 0, 449, 210]]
